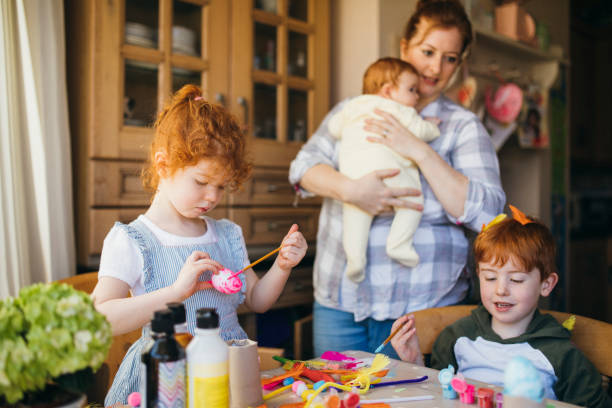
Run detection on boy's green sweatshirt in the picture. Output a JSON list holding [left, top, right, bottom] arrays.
[[431, 305, 611, 408]]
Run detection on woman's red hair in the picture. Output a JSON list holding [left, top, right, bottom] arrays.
[[403, 0, 473, 57], [474, 217, 557, 280], [142, 84, 252, 192]]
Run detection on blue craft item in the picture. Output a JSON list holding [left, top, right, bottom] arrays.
[[374, 342, 385, 353], [369, 375, 428, 388], [374, 319, 408, 353], [504, 356, 545, 402], [313, 380, 326, 390], [438, 364, 458, 399]]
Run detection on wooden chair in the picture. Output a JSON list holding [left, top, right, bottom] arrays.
[[412, 305, 612, 379], [294, 314, 313, 360], [57, 272, 140, 404]]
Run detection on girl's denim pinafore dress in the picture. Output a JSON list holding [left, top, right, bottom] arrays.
[[105, 217, 248, 406]]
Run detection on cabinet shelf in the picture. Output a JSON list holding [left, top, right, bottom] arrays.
[[122, 45, 164, 64], [474, 27, 569, 65], [253, 9, 283, 25]]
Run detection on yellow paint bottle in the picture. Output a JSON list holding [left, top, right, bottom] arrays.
[[187, 308, 229, 407]]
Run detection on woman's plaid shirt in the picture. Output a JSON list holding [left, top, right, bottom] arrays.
[[289, 96, 505, 321]]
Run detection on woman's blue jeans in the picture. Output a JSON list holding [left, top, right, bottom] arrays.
[[313, 301, 400, 360]]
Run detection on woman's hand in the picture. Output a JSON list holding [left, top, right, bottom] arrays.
[[390, 314, 423, 365], [344, 170, 423, 215], [172, 251, 222, 301], [364, 108, 430, 165], [276, 224, 308, 272]]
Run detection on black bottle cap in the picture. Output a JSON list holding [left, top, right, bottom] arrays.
[[151, 309, 174, 334], [166, 302, 187, 324], [196, 308, 219, 329]]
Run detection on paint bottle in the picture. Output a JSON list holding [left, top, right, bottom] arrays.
[[140, 309, 186, 407], [187, 308, 229, 407], [167, 302, 193, 347]]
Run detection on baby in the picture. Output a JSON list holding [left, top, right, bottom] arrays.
[[329, 57, 439, 282]]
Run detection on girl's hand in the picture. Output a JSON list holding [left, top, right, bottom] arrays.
[[276, 224, 308, 272], [364, 108, 429, 164], [172, 251, 223, 301], [390, 314, 423, 364], [345, 170, 422, 215]]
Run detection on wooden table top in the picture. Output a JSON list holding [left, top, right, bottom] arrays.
[[261, 350, 582, 408]]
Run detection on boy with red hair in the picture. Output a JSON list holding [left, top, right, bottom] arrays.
[[390, 206, 610, 407]]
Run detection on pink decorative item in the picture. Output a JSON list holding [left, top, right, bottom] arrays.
[[320, 351, 356, 362], [485, 83, 523, 124], [262, 379, 283, 390], [211, 268, 243, 294], [451, 375, 475, 404], [496, 392, 504, 407], [127, 391, 141, 407]]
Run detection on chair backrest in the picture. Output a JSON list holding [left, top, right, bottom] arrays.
[[57, 272, 140, 404], [412, 305, 612, 378], [413, 305, 476, 356], [544, 310, 612, 378]]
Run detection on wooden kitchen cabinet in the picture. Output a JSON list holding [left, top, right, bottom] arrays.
[[66, 0, 328, 267]]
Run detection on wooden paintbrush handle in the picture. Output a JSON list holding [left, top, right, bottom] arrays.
[[230, 246, 283, 278]]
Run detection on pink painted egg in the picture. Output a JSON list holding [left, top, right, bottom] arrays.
[[211, 268, 243, 294]]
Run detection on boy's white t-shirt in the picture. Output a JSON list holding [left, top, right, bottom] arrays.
[[98, 214, 249, 295]]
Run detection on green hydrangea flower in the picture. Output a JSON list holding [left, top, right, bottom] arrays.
[[0, 283, 112, 404]]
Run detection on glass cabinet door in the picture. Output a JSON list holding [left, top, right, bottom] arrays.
[[118, 0, 229, 159], [231, 0, 328, 167]]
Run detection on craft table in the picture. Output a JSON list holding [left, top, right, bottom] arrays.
[[261, 350, 583, 408]]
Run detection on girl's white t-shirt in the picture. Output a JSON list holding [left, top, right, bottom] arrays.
[[98, 214, 248, 295]]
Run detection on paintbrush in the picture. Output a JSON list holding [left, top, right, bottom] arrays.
[[229, 245, 282, 278], [374, 318, 408, 353]]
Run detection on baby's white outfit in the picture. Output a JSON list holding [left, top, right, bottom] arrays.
[[329, 95, 440, 282]]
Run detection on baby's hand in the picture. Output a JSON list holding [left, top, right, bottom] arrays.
[[172, 251, 223, 301], [424, 116, 441, 126], [276, 224, 308, 272], [390, 314, 423, 364]]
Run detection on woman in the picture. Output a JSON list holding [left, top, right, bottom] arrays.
[[289, 0, 505, 358]]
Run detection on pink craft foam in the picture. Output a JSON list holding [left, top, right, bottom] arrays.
[[127, 392, 141, 407], [211, 268, 243, 294]]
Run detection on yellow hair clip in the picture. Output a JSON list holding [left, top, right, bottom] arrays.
[[481, 213, 507, 232]]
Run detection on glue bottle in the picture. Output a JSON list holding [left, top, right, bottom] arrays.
[[140, 309, 186, 407], [167, 302, 193, 347], [186, 308, 229, 407]]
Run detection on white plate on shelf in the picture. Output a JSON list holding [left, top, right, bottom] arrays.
[[172, 46, 198, 57], [125, 35, 156, 48], [172, 66, 197, 76], [125, 60, 158, 71], [126, 22, 156, 40], [172, 25, 196, 46]]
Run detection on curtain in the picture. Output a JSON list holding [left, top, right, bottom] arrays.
[[0, 0, 75, 298]]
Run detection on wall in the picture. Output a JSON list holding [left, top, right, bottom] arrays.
[[330, 0, 417, 103]]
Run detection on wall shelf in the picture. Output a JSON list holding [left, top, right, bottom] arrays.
[[474, 27, 569, 65]]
